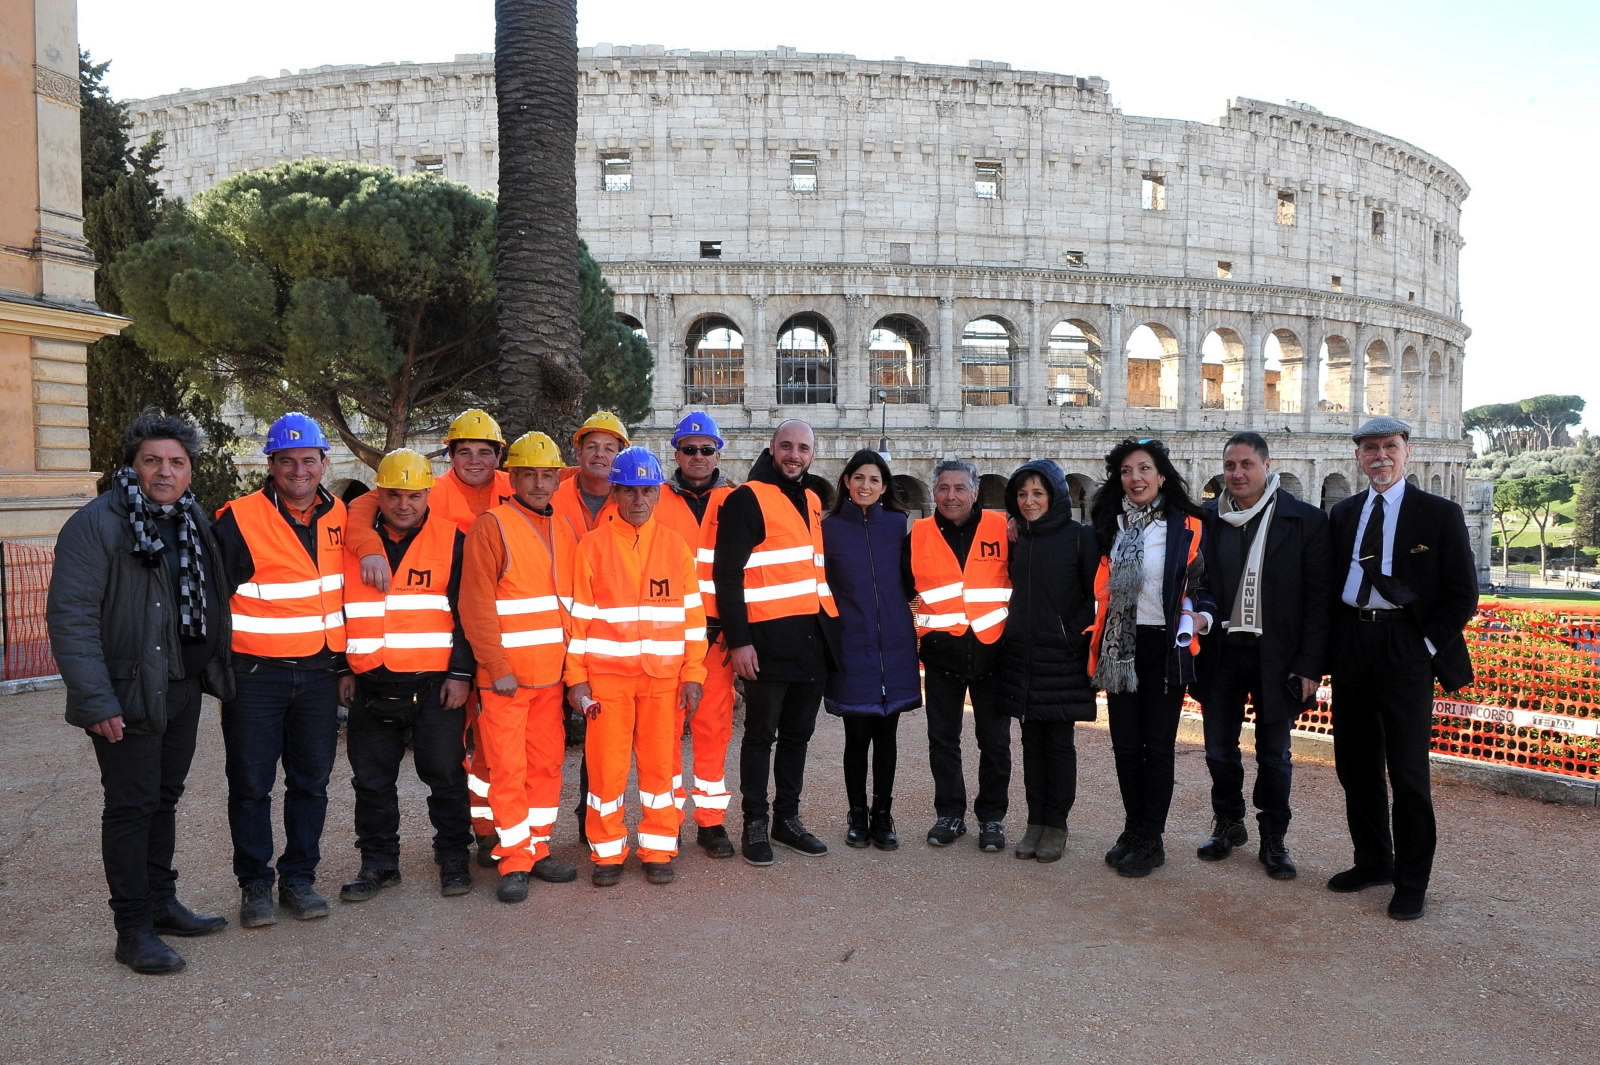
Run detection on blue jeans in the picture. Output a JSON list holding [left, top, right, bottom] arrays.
[[222, 663, 340, 886]]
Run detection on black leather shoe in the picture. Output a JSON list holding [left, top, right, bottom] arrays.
[[1116, 834, 1166, 878], [151, 899, 228, 937], [642, 861, 675, 885], [1258, 834, 1297, 880], [439, 860, 472, 897], [339, 866, 401, 903], [115, 931, 185, 975], [1104, 831, 1135, 867], [1196, 817, 1248, 861], [239, 881, 277, 928], [278, 882, 330, 920], [1387, 888, 1426, 920], [531, 856, 577, 883], [869, 803, 898, 851], [977, 821, 1006, 853], [475, 833, 499, 869], [926, 816, 967, 847], [696, 824, 736, 859], [845, 807, 871, 848], [742, 819, 774, 866], [591, 864, 623, 887], [771, 816, 828, 857], [1327, 866, 1393, 893], [497, 871, 530, 903]]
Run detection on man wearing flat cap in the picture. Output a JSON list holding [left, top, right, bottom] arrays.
[[1324, 416, 1478, 921]]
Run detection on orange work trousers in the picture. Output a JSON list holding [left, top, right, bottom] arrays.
[[462, 688, 496, 838], [584, 674, 681, 865], [673, 637, 735, 827], [477, 683, 565, 874]]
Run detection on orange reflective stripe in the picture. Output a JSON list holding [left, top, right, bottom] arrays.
[[911, 511, 1011, 643], [740, 482, 837, 623], [343, 514, 458, 673], [224, 490, 348, 657]]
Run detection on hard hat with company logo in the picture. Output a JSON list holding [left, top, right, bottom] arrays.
[[263, 412, 331, 454], [505, 431, 567, 469], [670, 410, 725, 449], [572, 410, 630, 449], [607, 446, 666, 486], [444, 407, 506, 447], [373, 448, 435, 490]]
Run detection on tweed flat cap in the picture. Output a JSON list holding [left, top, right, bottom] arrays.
[[1352, 415, 1411, 441]]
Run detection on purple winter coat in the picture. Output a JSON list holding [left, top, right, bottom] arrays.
[[821, 503, 923, 717]]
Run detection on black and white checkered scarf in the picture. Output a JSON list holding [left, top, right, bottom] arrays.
[[116, 466, 207, 639], [1092, 497, 1163, 694]]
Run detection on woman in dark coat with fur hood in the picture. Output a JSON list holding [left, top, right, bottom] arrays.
[[996, 459, 1100, 864]]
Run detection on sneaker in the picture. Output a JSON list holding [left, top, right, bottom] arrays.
[[977, 821, 1006, 853], [496, 871, 530, 903], [278, 882, 331, 920], [439, 860, 472, 897], [531, 856, 577, 883], [770, 816, 828, 857], [926, 816, 967, 847], [642, 861, 675, 885], [696, 824, 736, 859], [1196, 817, 1248, 861], [339, 865, 401, 903], [1115, 834, 1167, 879], [741, 819, 774, 866], [239, 881, 276, 928]]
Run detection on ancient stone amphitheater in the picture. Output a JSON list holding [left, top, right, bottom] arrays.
[[129, 46, 1477, 524]]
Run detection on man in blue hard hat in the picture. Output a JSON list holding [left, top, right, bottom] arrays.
[[212, 412, 349, 928]]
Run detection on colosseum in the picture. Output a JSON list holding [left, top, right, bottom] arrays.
[[128, 46, 1481, 536]]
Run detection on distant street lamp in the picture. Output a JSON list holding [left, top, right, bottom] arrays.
[[876, 388, 890, 460]]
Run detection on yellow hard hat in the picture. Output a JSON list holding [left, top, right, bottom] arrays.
[[572, 410, 630, 449], [505, 431, 566, 469], [373, 448, 436, 490], [445, 407, 506, 446]]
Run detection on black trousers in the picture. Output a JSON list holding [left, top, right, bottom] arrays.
[[841, 713, 900, 809], [739, 679, 823, 821], [91, 676, 203, 934], [924, 667, 1011, 822], [346, 674, 472, 867], [1201, 642, 1295, 835], [1330, 613, 1437, 893], [1019, 719, 1076, 829], [1105, 626, 1186, 838]]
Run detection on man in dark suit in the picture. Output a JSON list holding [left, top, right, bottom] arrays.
[[1326, 416, 1478, 920], [1194, 431, 1329, 880]]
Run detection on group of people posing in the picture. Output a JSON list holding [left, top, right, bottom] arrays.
[[48, 404, 1479, 977]]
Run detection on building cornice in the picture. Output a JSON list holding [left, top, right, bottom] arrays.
[[0, 296, 129, 343]]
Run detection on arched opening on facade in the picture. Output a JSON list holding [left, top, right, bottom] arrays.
[[960, 316, 1016, 406], [1124, 323, 1180, 408], [1427, 351, 1444, 423], [1446, 354, 1459, 428], [1406, 474, 1420, 488], [776, 312, 836, 404], [1400, 347, 1422, 422], [1430, 473, 1443, 495], [683, 314, 745, 406], [1201, 474, 1224, 501], [892, 474, 931, 517], [1045, 320, 1103, 407], [616, 313, 647, 343], [1201, 328, 1245, 410], [1065, 472, 1097, 523], [1364, 339, 1392, 415], [1320, 335, 1352, 412], [1321, 472, 1352, 510], [867, 314, 930, 404], [1266, 330, 1301, 413], [1279, 471, 1305, 500], [977, 472, 1010, 511]]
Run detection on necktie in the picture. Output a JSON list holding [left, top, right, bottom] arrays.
[[1356, 495, 1385, 607]]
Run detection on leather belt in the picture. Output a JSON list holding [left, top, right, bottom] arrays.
[[1348, 606, 1406, 622]]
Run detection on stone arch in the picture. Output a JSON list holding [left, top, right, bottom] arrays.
[[1266, 329, 1303, 413], [1427, 350, 1444, 423], [776, 312, 837, 404], [1201, 328, 1246, 410], [892, 474, 931, 517], [1124, 322, 1181, 408], [1044, 319, 1103, 407], [1364, 339, 1392, 415], [960, 315, 1017, 406], [1201, 473, 1224, 501], [1321, 472, 1352, 510], [616, 312, 647, 342], [1430, 473, 1443, 495], [1279, 471, 1305, 500], [682, 314, 745, 406], [1063, 471, 1097, 523], [868, 314, 931, 404], [978, 472, 1009, 510], [1320, 334, 1353, 412], [1399, 346, 1422, 421], [1406, 473, 1420, 488]]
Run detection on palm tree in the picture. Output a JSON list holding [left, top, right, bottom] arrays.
[[494, 0, 587, 445]]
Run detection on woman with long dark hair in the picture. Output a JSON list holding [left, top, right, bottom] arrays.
[[822, 449, 922, 849], [1088, 438, 1215, 878]]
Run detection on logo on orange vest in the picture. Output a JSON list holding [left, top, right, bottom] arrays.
[[649, 577, 671, 598], [406, 567, 433, 587], [980, 540, 1001, 558], [326, 525, 343, 546]]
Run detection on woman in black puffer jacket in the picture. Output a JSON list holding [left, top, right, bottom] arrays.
[[997, 459, 1100, 864]]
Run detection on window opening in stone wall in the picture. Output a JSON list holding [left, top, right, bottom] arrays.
[[414, 155, 445, 175], [1263, 333, 1285, 413], [1433, 231, 1442, 263], [1330, 275, 1342, 292], [974, 161, 1002, 200], [1141, 173, 1166, 210], [868, 314, 929, 404], [1408, 291, 1415, 303], [1202, 329, 1246, 411], [700, 240, 722, 259], [1123, 324, 1180, 408], [1064, 250, 1086, 268], [960, 317, 1015, 406], [616, 313, 648, 345], [1276, 190, 1296, 225], [776, 313, 837, 404], [1371, 210, 1385, 241], [600, 151, 632, 192], [1216, 261, 1232, 280], [683, 315, 745, 406], [889, 242, 911, 265], [1045, 321, 1102, 407], [789, 153, 817, 192]]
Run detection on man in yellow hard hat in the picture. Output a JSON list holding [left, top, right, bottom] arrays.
[[552, 411, 627, 535]]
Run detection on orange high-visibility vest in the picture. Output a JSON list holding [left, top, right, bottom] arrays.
[[910, 511, 1012, 643], [1087, 512, 1205, 677], [223, 490, 347, 657], [482, 502, 576, 687], [342, 513, 457, 673], [740, 482, 839, 624], [655, 480, 734, 623], [431, 468, 514, 534], [551, 474, 619, 535], [565, 517, 707, 684]]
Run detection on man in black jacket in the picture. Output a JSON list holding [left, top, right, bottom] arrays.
[[1325, 416, 1478, 921], [48, 412, 231, 974], [712, 419, 839, 865], [1194, 432, 1329, 880]]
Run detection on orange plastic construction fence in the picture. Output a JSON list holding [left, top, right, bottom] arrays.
[[2, 541, 58, 681]]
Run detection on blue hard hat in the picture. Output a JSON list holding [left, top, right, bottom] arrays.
[[263, 411, 331, 454], [670, 410, 725, 449], [607, 446, 666, 487]]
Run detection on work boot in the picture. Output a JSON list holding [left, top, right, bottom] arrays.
[[869, 799, 897, 851], [475, 834, 499, 869], [642, 861, 675, 885], [497, 871, 530, 903], [1034, 825, 1068, 863], [151, 899, 228, 937], [531, 856, 577, 883], [1104, 831, 1135, 867], [439, 859, 472, 896], [239, 881, 277, 928], [1015, 824, 1045, 860], [926, 815, 967, 847], [845, 807, 871, 848], [696, 824, 735, 859], [114, 930, 185, 975], [591, 864, 623, 887], [1197, 816, 1248, 861], [1116, 834, 1167, 878], [278, 882, 330, 920], [742, 818, 774, 866], [771, 816, 828, 857], [339, 865, 401, 903], [1258, 833, 1298, 880]]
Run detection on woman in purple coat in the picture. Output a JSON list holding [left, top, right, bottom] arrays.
[[822, 450, 922, 850]]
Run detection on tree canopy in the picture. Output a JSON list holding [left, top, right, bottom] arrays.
[[1520, 394, 1585, 451], [1466, 394, 1586, 456], [1492, 475, 1573, 575]]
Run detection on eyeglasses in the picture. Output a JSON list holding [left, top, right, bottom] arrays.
[[677, 445, 718, 456]]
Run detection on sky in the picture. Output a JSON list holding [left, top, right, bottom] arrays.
[[77, 0, 1600, 429]]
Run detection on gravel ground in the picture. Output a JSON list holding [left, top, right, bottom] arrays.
[[2, 686, 1596, 1065]]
